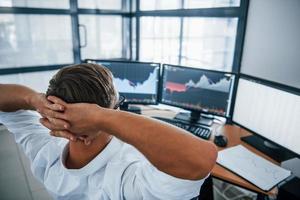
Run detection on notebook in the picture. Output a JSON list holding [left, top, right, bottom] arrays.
[[217, 145, 291, 191]]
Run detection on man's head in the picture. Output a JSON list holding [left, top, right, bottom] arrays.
[[46, 63, 118, 109]]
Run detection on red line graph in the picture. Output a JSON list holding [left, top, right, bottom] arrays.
[[166, 82, 187, 93]]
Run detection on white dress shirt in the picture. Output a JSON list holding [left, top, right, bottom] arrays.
[[0, 110, 206, 200]]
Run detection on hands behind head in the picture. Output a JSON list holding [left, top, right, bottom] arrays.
[[30, 93, 65, 115], [37, 95, 105, 145]]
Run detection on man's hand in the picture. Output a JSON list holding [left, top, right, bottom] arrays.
[[26, 93, 80, 141], [39, 96, 107, 144], [28, 93, 64, 115]]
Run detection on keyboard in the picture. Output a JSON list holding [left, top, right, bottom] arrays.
[[153, 116, 211, 140]]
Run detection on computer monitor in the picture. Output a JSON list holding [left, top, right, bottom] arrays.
[[233, 77, 300, 162], [161, 64, 235, 125], [86, 59, 160, 113]]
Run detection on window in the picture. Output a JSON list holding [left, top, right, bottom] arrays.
[[78, 0, 127, 10], [138, 17, 238, 71], [79, 15, 129, 60], [139, 17, 181, 64], [184, 0, 240, 8], [0, 0, 247, 76], [0, 70, 58, 92], [181, 18, 238, 71], [137, 0, 247, 72], [140, 0, 241, 10], [140, 0, 181, 10], [0, 0, 69, 9], [0, 14, 73, 68], [131, 17, 137, 60]]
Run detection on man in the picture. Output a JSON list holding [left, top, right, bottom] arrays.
[[0, 63, 217, 200]]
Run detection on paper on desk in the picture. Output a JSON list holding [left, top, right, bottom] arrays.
[[217, 145, 291, 191]]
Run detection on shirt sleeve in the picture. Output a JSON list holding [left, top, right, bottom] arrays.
[[136, 161, 205, 200], [0, 110, 65, 182], [119, 160, 206, 200]]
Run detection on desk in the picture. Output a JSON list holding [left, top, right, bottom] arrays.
[[141, 106, 278, 198]]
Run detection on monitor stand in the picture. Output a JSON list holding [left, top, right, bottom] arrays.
[[174, 111, 213, 127], [241, 135, 295, 163], [120, 103, 141, 114]]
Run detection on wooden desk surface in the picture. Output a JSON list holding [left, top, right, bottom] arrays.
[[141, 106, 278, 197]]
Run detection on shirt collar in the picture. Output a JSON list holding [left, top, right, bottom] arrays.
[[60, 136, 123, 176]]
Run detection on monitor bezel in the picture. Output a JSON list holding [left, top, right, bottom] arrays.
[[159, 64, 236, 118], [84, 59, 161, 105], [232, 74, 300, 157]]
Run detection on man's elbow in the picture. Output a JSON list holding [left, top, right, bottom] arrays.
[[191, 143, 218, 180]]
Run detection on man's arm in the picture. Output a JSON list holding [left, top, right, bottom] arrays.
[[0, 84, 37, 111], [0, 84, 76, 140], [43, 96, 218, 180], [0, 84, 64, 112], [100, 110, 217, 180]]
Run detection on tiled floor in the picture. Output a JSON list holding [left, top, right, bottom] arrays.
[[0, 125, 52, 200]]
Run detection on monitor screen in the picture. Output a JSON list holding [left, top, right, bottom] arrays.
[[161, 64, 235, 116], [87, 60, 160, 104], [233, 78, 300, 155]]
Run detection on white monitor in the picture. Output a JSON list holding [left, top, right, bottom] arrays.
[[233, 78, 300, 156]]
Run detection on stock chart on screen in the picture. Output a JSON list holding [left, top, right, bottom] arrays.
[[98, 61, 160, 104], [162, 65, 234, 116]]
